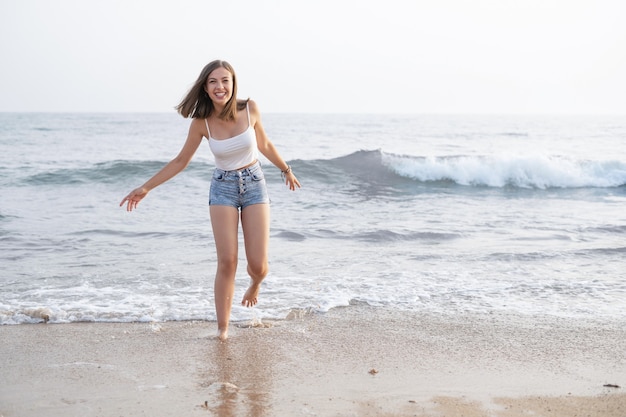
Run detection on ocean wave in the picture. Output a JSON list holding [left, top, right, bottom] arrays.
[[585, 225, 626, 235], [8, 150, 626, 190], [298, 149, 626, 189], [273, 228, 461, 243], [381, 151, 626, 189], [19, 160, 178, 186]]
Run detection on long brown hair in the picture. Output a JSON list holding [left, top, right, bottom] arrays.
[[176, 60, 248, 120]]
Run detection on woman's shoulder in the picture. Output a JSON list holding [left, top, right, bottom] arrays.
[[245, 98, 261, 115], [189, 117, 209, 138], [190, 116, 207, 126]]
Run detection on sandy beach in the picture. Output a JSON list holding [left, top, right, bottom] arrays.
[[1, 305, 624, 417]]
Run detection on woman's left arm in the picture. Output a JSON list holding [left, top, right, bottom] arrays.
[[250, 100, 301, 191]]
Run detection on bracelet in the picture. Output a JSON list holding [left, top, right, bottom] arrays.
[[281, 165, 292, 180]]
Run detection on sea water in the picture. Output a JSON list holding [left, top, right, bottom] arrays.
[[1, 113, 625, 324]]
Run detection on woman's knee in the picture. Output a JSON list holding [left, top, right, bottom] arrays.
[[247, 261, 268, 280], [217, 255, 238, 276]]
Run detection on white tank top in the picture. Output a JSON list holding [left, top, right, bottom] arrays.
[[206, 104, 258, 171]]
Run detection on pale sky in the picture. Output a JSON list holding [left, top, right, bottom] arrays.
[[1, 0, 625, 114]]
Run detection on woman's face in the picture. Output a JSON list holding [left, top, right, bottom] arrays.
[[205, 67, 233, 106]]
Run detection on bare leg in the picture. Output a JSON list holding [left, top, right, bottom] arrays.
[[241, 203, 270, 307], [210, 205, 240, 340]]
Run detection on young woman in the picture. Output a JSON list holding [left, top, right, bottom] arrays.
[[120, 60, 300, 340]]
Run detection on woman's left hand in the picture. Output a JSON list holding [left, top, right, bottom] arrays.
[[284, 172, 301, 191]]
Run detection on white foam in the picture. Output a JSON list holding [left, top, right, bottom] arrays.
[[384, 152, 626, 188]]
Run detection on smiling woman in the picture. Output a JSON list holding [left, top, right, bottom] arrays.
[[119, 60, 301, 341]]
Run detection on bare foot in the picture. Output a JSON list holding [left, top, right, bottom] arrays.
[[241, 280, 262, 307], [217, 328, 228, 341]]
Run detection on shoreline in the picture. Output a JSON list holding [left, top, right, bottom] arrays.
[[1, 306, 624, 417]]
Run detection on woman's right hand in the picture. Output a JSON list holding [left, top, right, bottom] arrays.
[[120, 187, 149, 212]]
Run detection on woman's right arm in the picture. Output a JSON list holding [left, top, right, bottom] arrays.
[[120, 118, 205, 211]]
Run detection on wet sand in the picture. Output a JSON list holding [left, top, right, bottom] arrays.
[[1, 305, 624, 417]]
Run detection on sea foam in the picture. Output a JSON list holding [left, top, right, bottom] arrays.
[[383, 152, 626, 188]]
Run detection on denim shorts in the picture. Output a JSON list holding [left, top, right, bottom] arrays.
[[209, 161, 270, 210]]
